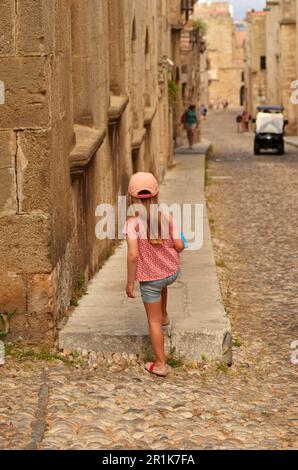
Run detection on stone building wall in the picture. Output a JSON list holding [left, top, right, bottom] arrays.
[[0, 0, 179, 342], [0, 0, 76, 341], [179, 26, 202, 147], [169, 0, 202, 147], [170, 0, 186, 148], [245, 1, 297, 134], [244, 11, 268, 116], [266, 1, 282, 105], [279, 0, 297, 134], [193, 2, 245, 107], [199, 50, 210, 110]]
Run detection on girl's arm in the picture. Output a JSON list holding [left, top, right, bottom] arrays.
[[173, 235, 185, 253], [126, 235, 139, 298], [169, 215, 185, 253]]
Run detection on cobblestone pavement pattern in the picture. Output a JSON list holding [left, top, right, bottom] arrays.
[[0, 109, 297, 450]]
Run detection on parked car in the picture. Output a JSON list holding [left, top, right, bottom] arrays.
[[253, 105, 288, 155]]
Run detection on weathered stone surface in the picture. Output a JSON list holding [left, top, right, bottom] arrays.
[[0, 130, 16, 170], [15, 0, 55, 55], [0, 57, 49, 129], [0, 167, 17, 213], [0, 0, 15, 55], [246, 1, 298, 135], [193, 2, 245, 107], [0, 214, 52, 273], [16, 130, 51, 213], [27, 274, 55, 317], [0, 273, 27, 313]]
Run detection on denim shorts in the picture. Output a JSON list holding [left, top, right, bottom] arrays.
[[139, 271, 179, 303]]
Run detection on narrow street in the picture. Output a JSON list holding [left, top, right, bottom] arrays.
[[1, 109, 297, 450], [204, 107, 298, 367]]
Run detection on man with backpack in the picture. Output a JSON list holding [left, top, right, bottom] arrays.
[[181, 105, 199, 149]]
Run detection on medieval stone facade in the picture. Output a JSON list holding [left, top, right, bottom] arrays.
[[0, 0, 199, 342], [170, 0, 204, 147], [193, 1, 245, 108], [244, 0, 298, 135], [279, 0, 297, 134], [244, 10, 268, 116]]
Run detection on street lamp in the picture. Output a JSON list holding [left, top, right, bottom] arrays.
[[181, 0, 196, 21]]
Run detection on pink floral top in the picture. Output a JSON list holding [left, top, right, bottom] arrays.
[[123, 216, 180, 282]]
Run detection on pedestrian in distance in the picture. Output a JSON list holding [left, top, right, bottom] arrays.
[[248, 114, 253, 131], [181, 104, 199, 149], [236, 114, 242, 133], [200, 103, 208, 120], [241, 110, 249, 132], [123, 172, 185, 377]]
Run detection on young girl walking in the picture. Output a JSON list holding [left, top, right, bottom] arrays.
[[124, 172, 184, 377]]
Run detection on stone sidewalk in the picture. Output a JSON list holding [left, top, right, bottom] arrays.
[[60, 145, 231, 362]]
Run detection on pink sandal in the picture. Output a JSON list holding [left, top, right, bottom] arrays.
[[145, 362, 167, 377]]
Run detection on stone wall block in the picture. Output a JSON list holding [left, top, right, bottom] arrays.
[[0, 167, 17, 213], [17, 130, 51, 213], [0, 214, 52, 273], [0, 130, 16, 169], [0, 273, 27, 314], [0, 0, 15, 55], [27, 273, 55, 317], [0, 57, 50, 129], [16, 0, 55, 55]]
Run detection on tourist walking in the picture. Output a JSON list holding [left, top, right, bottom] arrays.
[[181, 105, 199, 149], [200, 104, 208, 120]]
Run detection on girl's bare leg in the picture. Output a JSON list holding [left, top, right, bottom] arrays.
[[189, 129, 194, 148], [144, 300, 166, 369], [187, 128, 192, 148], [161, 287, 170, 325]]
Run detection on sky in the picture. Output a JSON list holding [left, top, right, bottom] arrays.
[[197, 0, 267, 20]]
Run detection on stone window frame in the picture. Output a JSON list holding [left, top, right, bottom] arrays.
[[132, 17, 137, 42], [145, 27, 150, 55], [260, 55, 267, 71], [69, 0, 108, 176], [108, 96, 129, 193], [69, 1, 107, 177], [144, 26, 151, 106], [108, 0, 125, 96], [70, 0, 94, 128]]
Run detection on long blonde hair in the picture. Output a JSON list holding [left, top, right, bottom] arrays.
[[128, 194, 168, 244]]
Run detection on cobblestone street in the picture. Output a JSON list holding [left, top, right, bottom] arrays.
[[1, 109, 297, 450]]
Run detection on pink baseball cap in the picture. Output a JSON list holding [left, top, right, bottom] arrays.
[[128, 172, 159, 199]]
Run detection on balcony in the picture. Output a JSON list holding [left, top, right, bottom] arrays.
[[171, 1, 196, 31]]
